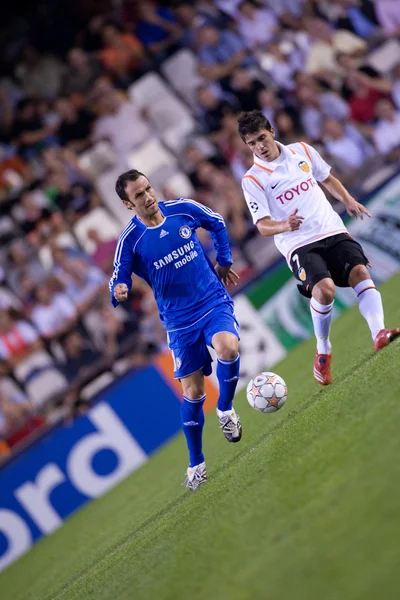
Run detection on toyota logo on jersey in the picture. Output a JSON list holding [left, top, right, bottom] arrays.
[[276, 178, 317, 204]]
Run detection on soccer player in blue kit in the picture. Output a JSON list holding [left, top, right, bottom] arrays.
[[110, 169, 242, 490]]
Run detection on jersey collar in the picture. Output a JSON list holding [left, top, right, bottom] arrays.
[[253, 142, 296, 172]]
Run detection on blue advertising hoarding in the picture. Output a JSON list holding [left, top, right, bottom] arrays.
[[0, 363, 183, 572]]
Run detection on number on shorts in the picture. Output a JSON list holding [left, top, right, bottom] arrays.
[[292, 253, 300, 271]]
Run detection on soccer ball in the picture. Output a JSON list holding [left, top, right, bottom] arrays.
[[246, 372, 287, 413]]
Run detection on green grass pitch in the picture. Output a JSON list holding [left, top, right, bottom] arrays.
[[2, 275, 400, 600]]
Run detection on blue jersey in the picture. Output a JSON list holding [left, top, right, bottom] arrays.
[[109, 198, 233, 331]]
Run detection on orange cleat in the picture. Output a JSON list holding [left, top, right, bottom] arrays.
[[373, 328, 400, 352], [313, 353, 332, 386]]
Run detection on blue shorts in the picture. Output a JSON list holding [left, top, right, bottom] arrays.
[[167, 302, 240, 379]]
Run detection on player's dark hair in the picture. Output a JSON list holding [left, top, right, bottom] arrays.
[[115, 169, 148, 202], [237, 110, 273, 141]]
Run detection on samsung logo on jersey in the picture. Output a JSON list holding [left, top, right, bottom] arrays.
[[154, 241, 198, 270]]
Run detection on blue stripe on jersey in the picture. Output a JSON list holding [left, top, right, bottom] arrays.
[[109, 221, 136, 291], [163, 199, 225, 223]]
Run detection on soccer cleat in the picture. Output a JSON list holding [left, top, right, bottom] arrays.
[[373, 328, 400, 352], [217, 408, 242, 443], [184, 462, 207, 491], [313, 353, 332, 386]]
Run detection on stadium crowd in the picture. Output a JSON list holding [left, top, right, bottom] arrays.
[[0, 0, 399, 459]]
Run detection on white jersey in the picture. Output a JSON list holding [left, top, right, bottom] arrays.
[[241, 141, 347, 263]]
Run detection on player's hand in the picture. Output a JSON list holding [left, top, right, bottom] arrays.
[[345, 197, 371, 220], [215, 264, 240, 286], [114, 283, 129, 302], [285, 208, 304, 232]]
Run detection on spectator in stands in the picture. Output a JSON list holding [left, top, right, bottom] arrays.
[[52, 249, 106, 314], [0, 143, 30, 200], [392, 64, 400, 111], [196, 86, 238, 133], [374, 0, 400, 35], [14, 44, 66, 100], [236, 1, 279, 50], [98, 22, 146, 84], [60, 330, 103, 382], [0, 377, 33, 438], [86, 228, 118, 274], [31, 280, 77, 341], [0, 277, 20, 311], [227, 134, 254, 182], [92, 85, 152, 166], [76, 15, 105, 54], [174, 1, 227, 48], [345, 71, 385, 123], [62, 48, 103, 96], [7, 239, 47, 295], [53, 97, 95, 151], [18, 272, 38, 314], [0, 308, 42, 370], [228, 68, 265, 112], [10, 99, 59, 160], [259, 42, 299, 92], [372, 98, 400, 157], [317, 0, 379, 38], [197, 25, 256, 88], [135, 1, 183, 62], [296, 82, 350, 141], [305, 17, 367, 77], [13, 187, 65, 247], [323, 117, 375, 170], [337, 53, 392, 97], [47, 174, 99, 225], [257, 88, 281, 131], [83, 286, 139, 356], [182, 141, 229, 189], [275, 110, 303, 145]]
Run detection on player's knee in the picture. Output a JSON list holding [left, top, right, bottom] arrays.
[[313, 278, 335, 304], [217, 339, 239, 362], [183, 381, 205, 400], [349, 264, 369, 287]]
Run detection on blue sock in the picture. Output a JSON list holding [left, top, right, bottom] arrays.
[[181, 395, 205, 467], [217, 353, 240, 412]]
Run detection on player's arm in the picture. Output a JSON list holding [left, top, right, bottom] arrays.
[[242, 176, 304, 237], [109, 233, 135, 307], [184, 199, 239, 285], [256, 210, 304, 236], [299, 142, 371, 220], [320, 173, 371, 219]]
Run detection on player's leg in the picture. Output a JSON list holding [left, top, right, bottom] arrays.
[[202, 303, 242, 442], [310, 278, 335, 385], [348, 264, 400, 351], [291, 243, 334, 385], [180, 370, 207, 490], [326, 234, 399, 352], [212, 330, 242, 442], [168, 328, 211, 490]]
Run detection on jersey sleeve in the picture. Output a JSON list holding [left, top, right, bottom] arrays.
[[109, 232, 135, 307], [241, 175, 271, 224], [182, 199, 233, 267], [299, 142, 331, 182]]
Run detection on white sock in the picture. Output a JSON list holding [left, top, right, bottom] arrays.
[[354, 279, 384, 340], [310, 298, 334, 354]]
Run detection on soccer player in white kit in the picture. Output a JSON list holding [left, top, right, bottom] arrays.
[[239, 110, 399, 385]]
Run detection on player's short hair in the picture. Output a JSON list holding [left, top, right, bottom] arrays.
[[115, 169, 148, 202], [237, 110, 273, 141]]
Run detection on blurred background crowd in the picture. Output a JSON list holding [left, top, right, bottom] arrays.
[[0, 0, 399, 458]]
